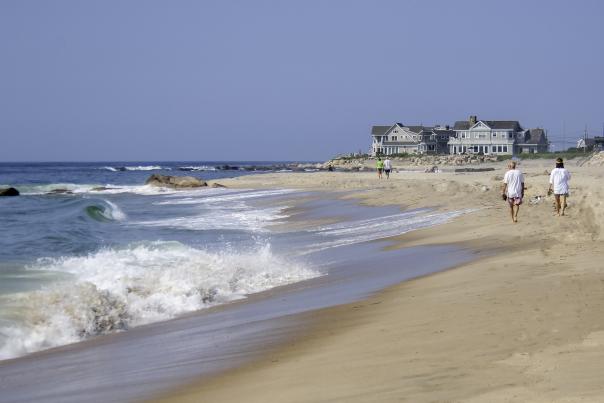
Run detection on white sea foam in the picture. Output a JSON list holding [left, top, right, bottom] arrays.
[[123, 166, 167, 171], [0, 241, 318, 360], [18, 183, 98, 195], [178, 165, 217, 171], [301, 209, 474, 254], [98, 200, 127, 221], [156, 188, 296, 205], [139, 189, 294, 231], [89, 185, 180, 195], [139, 206, 288, 231], [103, 166, 118, 172]]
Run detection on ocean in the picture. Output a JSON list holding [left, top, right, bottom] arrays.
[[0, 161, 473, 402]]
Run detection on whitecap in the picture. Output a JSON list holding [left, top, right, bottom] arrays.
[[0, 241, 318, 359]]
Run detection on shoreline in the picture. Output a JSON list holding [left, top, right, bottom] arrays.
[[152, 159, 604, 402]]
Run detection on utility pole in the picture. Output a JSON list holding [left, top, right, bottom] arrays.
[[584, 125, 588, 153]]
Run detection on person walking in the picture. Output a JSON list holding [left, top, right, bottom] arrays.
[[383, 157, 392, 179], [548, 157, 571, 216], [376, 157, 384, 179], [501, 161, 524, 223]]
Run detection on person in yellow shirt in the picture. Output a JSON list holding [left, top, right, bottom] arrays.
[[376, 157, 384, 179]]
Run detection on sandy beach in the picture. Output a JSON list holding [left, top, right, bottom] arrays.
[[151, 156, 604, 402]]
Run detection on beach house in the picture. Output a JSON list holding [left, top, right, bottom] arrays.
[[371, 116, 549, 156], [448, 116, 524, 156], [371, 124, 455, 156], [516, 128, 549, 154]]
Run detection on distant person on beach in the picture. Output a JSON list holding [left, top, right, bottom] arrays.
[[548, 157, 571, 216], [376, 157, 384, 179], [501, 161, 524, 223], [383, 157, 392, 179]]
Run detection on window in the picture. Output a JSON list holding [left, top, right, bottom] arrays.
[[503, 145, 508, 153], [497, 146, 502, 152]]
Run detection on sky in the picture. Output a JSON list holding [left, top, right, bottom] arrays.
[[0, 0, 603, 161]]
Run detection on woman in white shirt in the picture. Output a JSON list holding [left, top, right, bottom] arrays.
[[548, 157, 571, 216]]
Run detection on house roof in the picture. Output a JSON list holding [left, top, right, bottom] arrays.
[[453, 120, 523, 131], [522, 128, 548, 144], [433, 129, 456, 136], [405, 125, 434, 134], [371, 125, 392, 136], [485, 121, 523, 131], [453, 121, 471, 130]]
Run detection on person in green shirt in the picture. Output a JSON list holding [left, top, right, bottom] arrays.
[[376, 157, 384, 179]]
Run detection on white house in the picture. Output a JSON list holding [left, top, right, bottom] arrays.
[[448, 116, 523, 155], [371, 123, 455, 156], [371, 123, 423, 156]]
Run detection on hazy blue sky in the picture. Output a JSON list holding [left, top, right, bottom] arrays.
[[1, 0, 602, 161]]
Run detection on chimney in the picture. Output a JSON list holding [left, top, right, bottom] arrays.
[[469, 115, 477, 125]]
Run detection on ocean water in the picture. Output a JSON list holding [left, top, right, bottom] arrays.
[[0, 162, 472, 382]]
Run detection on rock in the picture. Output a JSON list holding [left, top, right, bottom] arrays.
[[210, 183, 227, 188], [0, 187, 19, 196], [145, 174, 207, 188]]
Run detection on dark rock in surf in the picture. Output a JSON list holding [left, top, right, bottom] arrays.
[[0, 187, 19, 196], [210, 183, 227, 188], [145, 174, 207, 188]]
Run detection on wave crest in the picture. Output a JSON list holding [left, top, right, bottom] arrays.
[[0, 241, 318, 359]]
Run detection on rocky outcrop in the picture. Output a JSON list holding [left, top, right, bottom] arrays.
[[145, 174, 207, 188], [0, 187, 19, 196]]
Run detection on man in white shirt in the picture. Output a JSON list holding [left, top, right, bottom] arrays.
[[548, 157, 571, 216], [501, 161, 524, 223], [383, 158, 392, 179]]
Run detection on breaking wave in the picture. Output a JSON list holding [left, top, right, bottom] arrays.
[[0, 241, 318, 359], [85, 200, 127, 222], [178, 165, 217, 172], [102, 166, 169, 172]]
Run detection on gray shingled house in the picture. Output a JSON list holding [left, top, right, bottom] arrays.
[[371, 116, 549, 156]]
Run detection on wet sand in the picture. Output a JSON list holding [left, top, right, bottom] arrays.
[[154, 157, 604, 402]]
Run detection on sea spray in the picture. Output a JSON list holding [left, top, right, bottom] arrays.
[[0, 241, 319, 359]]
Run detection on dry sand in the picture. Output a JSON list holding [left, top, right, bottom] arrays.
[[153, 157, 604, 403]]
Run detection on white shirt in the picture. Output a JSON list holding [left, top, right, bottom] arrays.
[[383, 159, 392, 170], [549, 168, 571, 194], [503, 169, 524, 198]]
